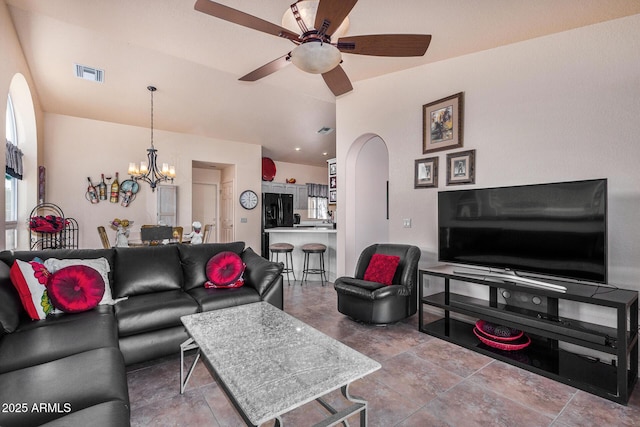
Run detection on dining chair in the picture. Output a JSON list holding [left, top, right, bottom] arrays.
[[172, 226, 183, 243], [97, 226, 110, 249], [203, 224, 213, 243]]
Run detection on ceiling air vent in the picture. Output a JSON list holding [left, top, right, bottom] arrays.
[[317, 126, 334, 135], [74, 64, 105, 83]]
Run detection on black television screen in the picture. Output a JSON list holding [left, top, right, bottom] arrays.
[[438, 179, 607, 283]]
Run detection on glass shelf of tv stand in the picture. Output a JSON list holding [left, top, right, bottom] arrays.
[[422, 291, 623, 354], [418, 265, 639, 405], [422, 317, 623, 398]]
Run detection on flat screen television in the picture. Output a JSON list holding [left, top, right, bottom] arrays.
[[438, 179, 607, 284]]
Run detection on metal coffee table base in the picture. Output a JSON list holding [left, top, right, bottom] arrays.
[[180, 337, 370, 427], [179, 337, 200, 394]]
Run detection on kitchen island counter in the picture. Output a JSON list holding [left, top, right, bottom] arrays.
[[264, 227, 337, 282], [266, 227, 337, 233]]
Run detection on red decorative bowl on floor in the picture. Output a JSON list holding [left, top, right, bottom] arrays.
[[473, 326, 531, 351], [475, 320, 523, 341]]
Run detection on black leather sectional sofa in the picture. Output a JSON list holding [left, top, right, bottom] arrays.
[[0, 242, 283, 427]]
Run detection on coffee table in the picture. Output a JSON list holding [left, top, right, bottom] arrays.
[[180, 302, 381, 426]]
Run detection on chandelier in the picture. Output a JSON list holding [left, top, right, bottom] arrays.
[[128, 86, 175, 191]]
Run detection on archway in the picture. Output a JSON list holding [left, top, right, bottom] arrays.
[[342, 133, 390, 275], [6, 73, 37, 250]]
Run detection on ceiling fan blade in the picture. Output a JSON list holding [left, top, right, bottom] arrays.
[[337, 34, 432, 57], [315, 0, 358, 37], [194, 0, 300, 42], [239, 55, 291, 82], [322, 65, 353, 96]]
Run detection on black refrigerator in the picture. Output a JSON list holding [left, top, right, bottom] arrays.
[[261, 193, 294, 257]]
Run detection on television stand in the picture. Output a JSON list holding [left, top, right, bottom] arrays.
[[419, 265, 638, 404]]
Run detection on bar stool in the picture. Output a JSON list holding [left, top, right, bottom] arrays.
[[301, 243, 327, 286], [269, 243, 296, 285]]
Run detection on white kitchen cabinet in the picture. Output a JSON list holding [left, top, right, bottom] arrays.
[[294, 185, 307, 210]]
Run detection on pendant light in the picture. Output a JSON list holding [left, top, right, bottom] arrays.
[[127, 86, 175, 191]]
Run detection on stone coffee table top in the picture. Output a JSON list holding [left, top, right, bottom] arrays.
[[181, 302, 380, 425]]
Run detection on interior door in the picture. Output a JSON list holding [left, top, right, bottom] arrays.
[[192, 183, 218, 243], [220, 180, 234, 243], [157, 185, 177, 226]]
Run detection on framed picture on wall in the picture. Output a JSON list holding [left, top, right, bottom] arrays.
[[329, 162, 337, 176], [329, 176, 337, 189], [329, 190, 337, 203], [414, 157, 438, 188], [446, 150, 476, 185], [423, 92, 464, 154]]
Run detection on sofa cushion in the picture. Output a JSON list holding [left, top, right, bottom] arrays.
[[0, 347, 129, 427], [334, 277, 388, 296], [37, 401, 130, 427], [0, 308, 118, 374], [0, 262, 22, 334], [205, 251, 245, 288], [178, 242, 245, 291], [241, 247, 284, 295], [48, 265, 105, 313], [44, 257, 115, 305], [9, 259, 55, 320], [188, 285, 261, 312], [115, 289, 199, 337], [118, 325, 189, 366], [113, 246, 183, 298]]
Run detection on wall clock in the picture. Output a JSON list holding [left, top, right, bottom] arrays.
[[239, 190, 258, 210]]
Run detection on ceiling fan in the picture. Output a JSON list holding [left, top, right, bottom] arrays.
[[194, 0, 432, 96]]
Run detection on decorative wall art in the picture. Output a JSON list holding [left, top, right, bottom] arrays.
[[85, 173, 138, 206], [446, 149, 476, 186], [423, 92, 464, 154], [414, 157, 438, 188]]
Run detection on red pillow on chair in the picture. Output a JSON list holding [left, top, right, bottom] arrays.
[[47, 265, 105, 313], [205, 251, 245, 289], [363, 253, 400, 286]]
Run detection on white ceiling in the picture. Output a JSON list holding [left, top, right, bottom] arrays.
[[6, 0, 640, 166]]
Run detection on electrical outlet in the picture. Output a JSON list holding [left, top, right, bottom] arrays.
[[403, 218, 412, 228]]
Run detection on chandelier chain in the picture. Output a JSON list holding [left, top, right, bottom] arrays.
[[148, 85, 155, 149]]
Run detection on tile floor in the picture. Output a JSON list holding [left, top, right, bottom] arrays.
[[127, 282, 640, 426]]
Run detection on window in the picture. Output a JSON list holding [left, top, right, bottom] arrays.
[[306, 183, 329, 220], [5, 95, 18, 249], [308, 196, 329, 220]]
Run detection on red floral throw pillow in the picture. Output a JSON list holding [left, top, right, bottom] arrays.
[[363, 253, 401, 286], [205, 251, 245, 289], [9, 259, 55, 320], [47, 265, 105, 313]]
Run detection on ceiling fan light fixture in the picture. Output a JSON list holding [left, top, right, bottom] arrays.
[[290, 41, 342, 74], [281, 0, 349, 40]]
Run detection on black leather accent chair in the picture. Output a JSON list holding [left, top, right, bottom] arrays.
[[334, 244, 421, 324]]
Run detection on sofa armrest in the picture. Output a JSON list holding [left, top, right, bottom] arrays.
[[241, 247, 283, 297], [0, 261, 23, 334]]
